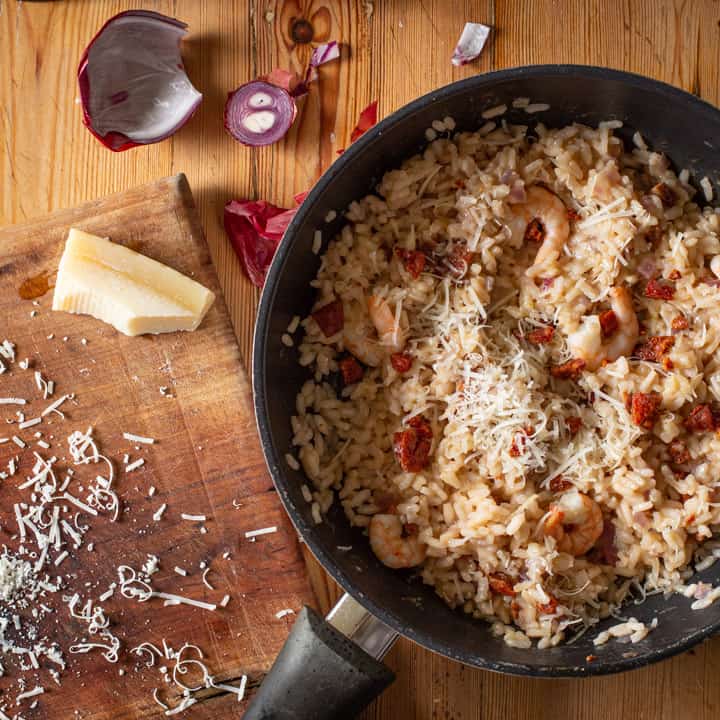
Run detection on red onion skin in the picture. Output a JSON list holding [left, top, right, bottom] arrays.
[[78, 10, 200, 152], [350, 100, 379, 143], [224, 198, 306, 287]]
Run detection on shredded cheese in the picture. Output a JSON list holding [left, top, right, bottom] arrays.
[[122, 432, 155, 445], [244, 526, 278, 539]]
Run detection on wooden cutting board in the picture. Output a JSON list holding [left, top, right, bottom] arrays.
[[0, 175, 314, 718]]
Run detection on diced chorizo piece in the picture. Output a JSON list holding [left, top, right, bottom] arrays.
[[651, 182, 677, 208], [644, 277, 676, 300], [338, 356, 364, 385], [668, 440, 691, 465], [524, 218, 546, 243], [445, 245, 474, 279], [395, 248, 426, 279], [668, 269, 681, 280], [488, 572, 517, 597], [390, 352, 413, 373], [684, 404, 715, 433], [634, 335, 675, 363], [407, 415, 433, 437], [393, 416, 432, 472], [565, 416, 583, 437], [312, 298, 344, 336], [550, 475, 573, 492], [550, 358, 586, 380], [671, 315, 689, 332], [537, 595, 558, 615], [509, 425, 534, 457], [526, 326, 555, 344], [630, 392, 662, 429], [591, 518, 619, 566], [599, 310, 619, 338]]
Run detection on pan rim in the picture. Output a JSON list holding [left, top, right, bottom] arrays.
[[253, 63, 720, 677]]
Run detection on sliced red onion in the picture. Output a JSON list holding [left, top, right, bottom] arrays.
[[350, 100, 378, 143], [224, 198, 303, 287], [78, 10, 202, 152], [637, 255, 659, 280], [226, 41, 339, 147], [224, 81, 297, 147], [451, 22, 491, 67], [310, 41, 340, 73], [302, 41, 342, 87]]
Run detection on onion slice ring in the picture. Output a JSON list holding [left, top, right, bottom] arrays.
[[78, 10, 202, 152], [224, 81, 298, 147]]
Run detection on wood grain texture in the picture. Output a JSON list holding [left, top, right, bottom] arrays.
[[3, 1, 720, 718], [0, 175, 313, 717]]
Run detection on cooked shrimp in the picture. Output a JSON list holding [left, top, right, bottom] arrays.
[[343, 295, 407, 366], [369, 514, 427, 569], [368, 295, 406, 352], [343, 299, 383, 366], [542, 490, 603, 556], [515, 186, 570, 277], [567, 286, 639, 371]]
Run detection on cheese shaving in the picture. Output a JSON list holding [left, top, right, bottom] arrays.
[[122, 432, 155, 444], [125, 458, 145, 473], [244, 526, 278, 538]]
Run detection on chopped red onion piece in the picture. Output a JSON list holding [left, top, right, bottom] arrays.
[[350, 100, 378, 142], [637, 255, 659, 280], [224, 197, 304, 287], [451, 22, 491, 67], [310, 41, 340, 69], [304, 41, 341, 86], [78, 10, 202, 152], [224, 81, 298, 146]]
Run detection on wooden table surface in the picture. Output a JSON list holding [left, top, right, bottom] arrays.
[[3, 1, 720, 718]]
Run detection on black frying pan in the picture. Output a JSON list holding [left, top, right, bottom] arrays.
[[248, 65, 720, 719]]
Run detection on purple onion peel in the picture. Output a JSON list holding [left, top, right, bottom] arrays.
[[78, 10, 202, 152]]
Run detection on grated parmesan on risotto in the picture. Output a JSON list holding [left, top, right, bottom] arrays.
[[291, 117, 720, 648]]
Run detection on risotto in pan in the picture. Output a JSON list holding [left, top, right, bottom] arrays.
[[288, 113, 720, 648]]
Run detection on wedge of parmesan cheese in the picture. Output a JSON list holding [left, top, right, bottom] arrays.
[[52, 229, 215, 336]]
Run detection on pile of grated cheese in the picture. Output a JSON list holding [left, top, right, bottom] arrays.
[[0, 337, 249, 717]]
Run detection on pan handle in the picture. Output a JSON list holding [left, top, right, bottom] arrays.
[[243, 594, 398, 719]]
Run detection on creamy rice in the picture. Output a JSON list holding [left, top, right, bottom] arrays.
[[291, 117, 720, 647]]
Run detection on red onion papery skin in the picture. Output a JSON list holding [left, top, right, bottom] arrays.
[[224, 199, 301, 287], [262, 68, 306, 97], [224, 81, 298, 147], [350, 100, 379, 143], [451, 22, 491, 66], [78, 10, 202, 152]]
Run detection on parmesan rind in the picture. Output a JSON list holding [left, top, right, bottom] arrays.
[[52, 229, 215, 336]]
